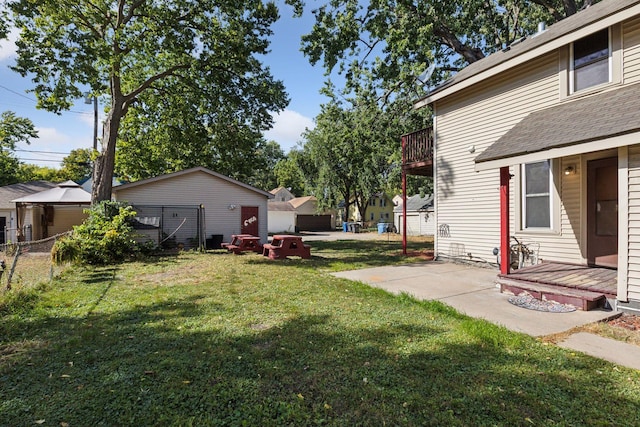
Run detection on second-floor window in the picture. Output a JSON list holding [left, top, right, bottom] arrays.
[[571, 28, 610, 92]]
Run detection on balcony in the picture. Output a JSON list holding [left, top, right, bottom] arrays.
[[402, 127, 433, 176]]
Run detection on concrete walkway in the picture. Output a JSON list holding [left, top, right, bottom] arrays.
[[332, 261, 640, 370]]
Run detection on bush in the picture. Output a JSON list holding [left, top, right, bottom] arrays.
[[51, 201, 140, 265]]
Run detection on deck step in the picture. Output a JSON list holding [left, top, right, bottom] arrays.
[[497, 277, 606, 311]]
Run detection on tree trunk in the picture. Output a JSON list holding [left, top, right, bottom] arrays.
[[91, 100, 125, 204]]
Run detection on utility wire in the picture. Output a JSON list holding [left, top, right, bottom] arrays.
[[14, 148, 72, 155], [0, 84, 95, 115], [18, 158, 64, 163]]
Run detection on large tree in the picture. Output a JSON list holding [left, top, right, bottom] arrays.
[[300, 86, 428, 221], [296, 0, 600, 97], [0, 111, 38, 186], [60, 148, 94, 182], [7, 0, 289, 203]]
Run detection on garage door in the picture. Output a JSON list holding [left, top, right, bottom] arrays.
[[296, 215, 332, 231]]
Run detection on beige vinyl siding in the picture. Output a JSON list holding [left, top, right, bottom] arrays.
[[114, 170, 269, 243], [627, 144, 640, 301], [434, 51, 575, 262], [48, 206, 88, 237], [623, 16, 640, 84]]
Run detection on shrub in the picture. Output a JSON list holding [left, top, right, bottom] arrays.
[[51, 201, 140, 265]]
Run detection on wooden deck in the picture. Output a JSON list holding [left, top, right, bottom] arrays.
[[497, 262, 617, 310]]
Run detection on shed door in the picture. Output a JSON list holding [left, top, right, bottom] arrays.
[[587, 157, 618, 268], [0, 217, 5, 244], [241, 206, 259, 236]]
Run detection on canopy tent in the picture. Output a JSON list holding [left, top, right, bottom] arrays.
[[12, 181, 91, 241]]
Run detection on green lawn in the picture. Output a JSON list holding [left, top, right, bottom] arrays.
[[1, 239, 639, 426]]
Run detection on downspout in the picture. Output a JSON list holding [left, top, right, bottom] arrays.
[[402, 135, 407, 256], [500, 167, 511, 274]]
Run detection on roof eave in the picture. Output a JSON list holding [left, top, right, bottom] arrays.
[[415, 2, 640, 109]]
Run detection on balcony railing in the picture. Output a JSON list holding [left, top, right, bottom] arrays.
[[402, 127, 433, 176]]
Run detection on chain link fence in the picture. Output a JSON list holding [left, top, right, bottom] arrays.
[[0, 232, 70, 291]]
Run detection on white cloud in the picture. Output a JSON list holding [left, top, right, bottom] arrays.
[[264, 109, 315, 152], [36, 127, 73, 145], [0, 29, 19, 62], [15, 127, 82, 168]]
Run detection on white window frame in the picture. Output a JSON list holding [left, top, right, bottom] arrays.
[[519, 159, 560, 233], [569, 28, 611, 94]]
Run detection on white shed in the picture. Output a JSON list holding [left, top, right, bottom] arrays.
[[394, 194, 435, 236], [112, 167, 273, 248]]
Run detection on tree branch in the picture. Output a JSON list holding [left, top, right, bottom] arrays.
[[529, 0, 564, 21], [124, 63, 191, 103], [433, 24, 485, 64]]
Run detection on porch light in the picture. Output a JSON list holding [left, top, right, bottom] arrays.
[[228, 204, 236, 210], [564, 165, 577, 176]]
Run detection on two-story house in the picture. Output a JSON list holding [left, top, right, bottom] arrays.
[[405, 0, 640, 313]]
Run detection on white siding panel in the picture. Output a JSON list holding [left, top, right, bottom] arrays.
[[115, 170, 269, 243], [268, 211, 295, 233], [435, 52, 562, 262], [395, 212, 435, 236], [626, 145, 640, 301], [623, 16, 640, 84]]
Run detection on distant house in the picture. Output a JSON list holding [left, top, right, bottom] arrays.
[[11, 181, 91, 242], [342, 193, 394, 226], [394, 194, 434, 236], [0, 181, 57, 243], [112, 167, 272, 249], [269, 187, 295, 203], [268, 194, 336, 233]]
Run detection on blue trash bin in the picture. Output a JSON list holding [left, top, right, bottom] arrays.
[[377, 223, 387, 234], [343, 222, 349, 232]]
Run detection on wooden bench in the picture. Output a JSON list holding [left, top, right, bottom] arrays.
[[263, 235, 311, 259]]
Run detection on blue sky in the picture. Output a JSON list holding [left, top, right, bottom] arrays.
[[0, 1, 330, 168]]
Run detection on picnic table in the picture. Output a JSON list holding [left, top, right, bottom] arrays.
[[262, 235, 311, 260], [223, 234, 263, 254]]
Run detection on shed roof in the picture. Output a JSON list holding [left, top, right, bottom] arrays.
[[474, 83, 640, 169], [394, 194, 434, 212], [415, 0, 640, 107], [0, 181, 57, 209], [112, 167, 273, 198], [268, 201, 296, 212], [289, 196, 316, 209], [12, 181, 91, 204]]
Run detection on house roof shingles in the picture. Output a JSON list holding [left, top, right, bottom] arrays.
[[394, 194, 434, 212], [474, 83, 640, 164], [0, 181, 57, 209], [268, 202, 296, 212]]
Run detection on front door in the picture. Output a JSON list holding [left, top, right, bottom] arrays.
[[587, 157, 618, 268], [241, 206, 259, 236]]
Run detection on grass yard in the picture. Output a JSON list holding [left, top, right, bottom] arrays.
[[1, 238, 640, 426]]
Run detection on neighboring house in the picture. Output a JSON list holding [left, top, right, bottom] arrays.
[[394, 194, 435, 236], [268, 195, 336, 233], [269, 187, 295, 203], [0, 181, 57, 243], [343, 193, 395, 226], [405, 0, 640, 312], [112, 167, 272, 249], [11, 181, 91, 242]]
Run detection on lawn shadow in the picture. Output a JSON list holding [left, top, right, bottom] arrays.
[[2, 294, 639, 425]]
